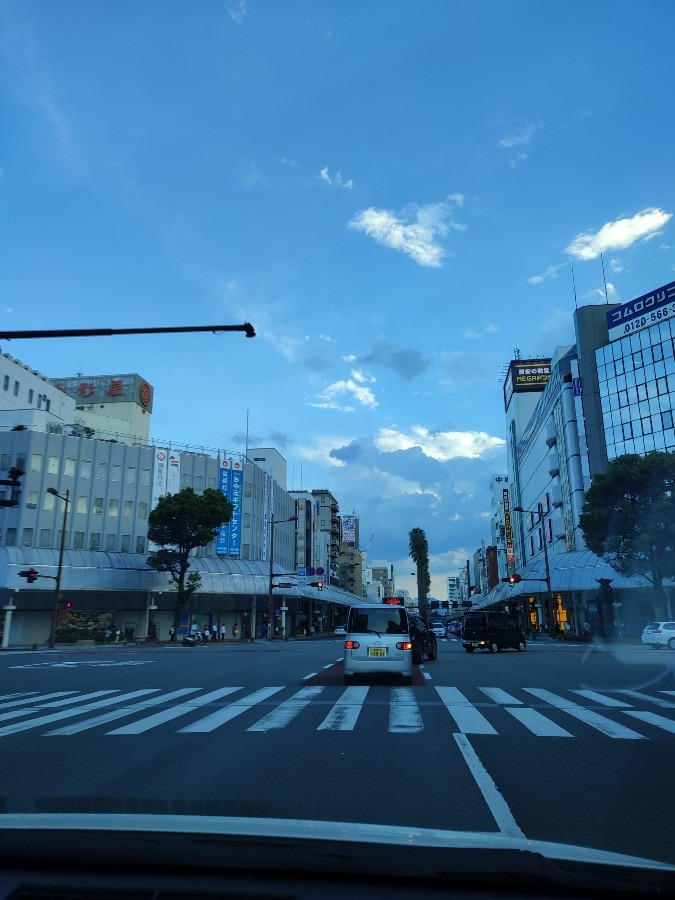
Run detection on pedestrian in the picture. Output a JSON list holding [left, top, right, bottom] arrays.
[[583, 621, 592, 641], [203, 627, 210, 641], [212, 623, 218, 642], [169, 625, 176, 642], [221, 623, 227, 640], [105, 627, 112, 644], [232, 623, 238, 641]]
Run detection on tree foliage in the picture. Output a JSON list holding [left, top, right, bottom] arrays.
[[579, 451, 675, 604], [409, 527, 431, 616], [146, 487, 233, 620]]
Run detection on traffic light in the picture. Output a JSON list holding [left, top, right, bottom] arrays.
[[501, 574, 522, 585], [65, 601, 72, 611], [309, 580, 323, 591], [19, 568, 39, 583]]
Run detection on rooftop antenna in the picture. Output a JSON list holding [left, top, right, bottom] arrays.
[[600, 252, 610, 304], [245, 407, 250, 462], [572, 265, 578, 309], [514, 347, 522, 360]]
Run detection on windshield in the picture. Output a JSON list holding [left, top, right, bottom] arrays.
[[2, 0, 675, 891]]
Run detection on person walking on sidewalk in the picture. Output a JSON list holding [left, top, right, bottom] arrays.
[[221, 623, 227, 640], [232, 623, 238, 641]]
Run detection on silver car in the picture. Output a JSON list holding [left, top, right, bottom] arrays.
[[343, 604, 413, 685], [641, 621, 675, 650]]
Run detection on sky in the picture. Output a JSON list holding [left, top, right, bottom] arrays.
[[1, 0, 675, 599]]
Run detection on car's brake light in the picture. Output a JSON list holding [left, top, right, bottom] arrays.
[[396, 641, 413, 650], [345, 640, 360, 649]]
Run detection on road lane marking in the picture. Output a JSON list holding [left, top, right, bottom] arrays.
[[46, 690, 196, 735], [0, 690, 121, 724], [436, 687, 496, 735], [571, 690, 633, 708], [322, 664, 333, 669], [623, 710, 675, 734], [247, 686, 323, 732], [180, 687, 284, 733], [422, 671, 432, 680], [454, 734, 524, 838], [479, 688, 523, 705], [504, 707, 573, 737], [317, 686, 369, 731], [0, 691, 151, 737], [0, 693, 38, 702], [524, 689, 646, 739], [108, 687, 242, 735], [616, 690, 675, 709], [0, 691, 77, 711], [389, 687, 423, 733], [302, 673, 318, 681]]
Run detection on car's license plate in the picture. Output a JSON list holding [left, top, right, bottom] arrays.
[[471, 643, 479, 647], [369, 647, 387, 657]]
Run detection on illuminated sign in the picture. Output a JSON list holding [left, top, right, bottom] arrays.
[[383, 597, 405, 606], [503, 359, 551, 410], [606, 280, 675, 342]]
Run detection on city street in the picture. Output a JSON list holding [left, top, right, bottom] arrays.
[[1, 636, 674, 866]]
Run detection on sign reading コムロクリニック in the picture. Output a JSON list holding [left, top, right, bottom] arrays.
[[606, 280, 675, 342]]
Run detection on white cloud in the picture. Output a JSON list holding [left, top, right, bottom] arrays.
[[585, 282, 619, 302], [448, 192, 464, 207], [225, 0, 247, 23], [351, 369, 376, 384], [296, 436, 349, 467], [319, 167, 354, 189], [464, 323, 500, 339], [565, 208, 672, 260], [309, 374, 378, 412], [375, 426, 504, 461], [509, 152, 528, 168], [528, 263, 566, 285], [342, 354, 356, 362], [348, 196, 466, 268], [498, 122, 538, 149], [609, 258, 624, 273]]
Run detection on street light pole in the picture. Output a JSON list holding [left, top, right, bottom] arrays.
[[47, 487, 70, 650], [267, 513, 298, 640]]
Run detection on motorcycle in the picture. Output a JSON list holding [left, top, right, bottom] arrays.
[[182, 633, 205, 647]]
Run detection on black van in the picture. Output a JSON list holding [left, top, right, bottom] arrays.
[[461, 611, 526, 654]]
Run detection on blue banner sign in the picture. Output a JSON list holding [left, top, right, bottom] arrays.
[[607, 280, 675, 342], [216, 462, 231, 556], [229, 465, 243, 557]]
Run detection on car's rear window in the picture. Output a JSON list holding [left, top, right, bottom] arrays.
[[463, 615, 485, 628], [348, 609, 408, 635], [645, 623, 661, 630]]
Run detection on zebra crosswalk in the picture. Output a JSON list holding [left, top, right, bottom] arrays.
[[0, 686, 674, 739]]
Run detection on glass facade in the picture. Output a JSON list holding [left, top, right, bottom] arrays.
[[596, 318, 675, 459]]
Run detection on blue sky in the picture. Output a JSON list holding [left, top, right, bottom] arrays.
[[2, 0, 674, 597]]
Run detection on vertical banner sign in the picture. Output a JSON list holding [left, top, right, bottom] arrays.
[[503, 488, 514, 564], [341, 514, 356, 544], [166, 451, 181, 496], [148, 449, 169, 552], [262, 473, 269, 562], [229, 461, 243, 557], [216, 461, 231, 556]]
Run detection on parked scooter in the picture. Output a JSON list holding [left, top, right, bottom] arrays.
[[182, 632, 205, 647]]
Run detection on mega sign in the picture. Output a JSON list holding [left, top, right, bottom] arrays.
[[503, 359, 552, 411], [606, 280, 675, 342]]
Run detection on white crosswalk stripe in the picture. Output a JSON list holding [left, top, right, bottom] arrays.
[[0, 685, 672, 739]]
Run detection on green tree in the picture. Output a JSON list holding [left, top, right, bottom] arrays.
[[579, 451, 675, 617], [409, 527, 431, 617], [146, 487, 233, 625]]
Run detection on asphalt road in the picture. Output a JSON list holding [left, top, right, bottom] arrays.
[[1, 636, 674, 866]]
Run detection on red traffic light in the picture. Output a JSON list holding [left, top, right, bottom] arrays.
[[65, 601, 72, 611], [19, 568, 39, 583], [309, 580, 324, 591], [509, 574, 522, 585]]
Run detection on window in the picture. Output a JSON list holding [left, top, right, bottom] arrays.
[[126, 466, 137, 484], [642, 416, 653, 435], [46, 456, 59, 475], [73, 531, 84, 550], [123, 500, 134, 518], [662, 411, 674, 430], [45, 398, 50, 412], [121, 534, 131, 552], [618, 389, 628, 407], [243, 512, 251, 528], [93, 497, 104, 515], [2, 375, 8, 391], [105, 534, 116, 551], [528, 536, 534, 557], [39, 529, 51, 548], [28, 389, 34, 404], [657, 377, 668, 395], [136, 536, 145, 553], [242, 543, 250, 559], [181, 474, 190, 489], [1, 454, 10, 470], [613, 357, 625, 376], [138, 501, 148, 519], [26, 490, 38, 510], [80, 460, 92, 478], [96, 461, 107, 480], [21, 528, 34, 546], [90, 533, 101, 550], [108, 498, 119, 516], [637, 383, 648, 401], [622, 422, 633, 440], [74, 495, 87, 515], [37, 394, 42, 409], [195, 475, 204, 491], [633, 350, 643, 369], [653, 343, 664, 362], [244, 482, 252, 497], [5, 528, 16, 546], [64, 458, 76, 476], [141, 468, 150, 485], [30, 454, 43, 473], [43, 492, 56, 511], [111, 464, 122, 482], [13, 380, 19, 396]]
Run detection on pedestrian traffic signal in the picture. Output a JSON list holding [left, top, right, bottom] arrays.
[[19, 568, 39, 583]]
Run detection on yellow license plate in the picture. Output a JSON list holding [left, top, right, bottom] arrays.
[[369, 647, 387, 657]]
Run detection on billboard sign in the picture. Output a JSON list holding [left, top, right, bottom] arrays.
[[606, 280, 675, 342], [229, 461, 243, 558], [216, 461, 231, 556], [503, 359, 552, 410], [503, 488, 514, 564], [341, 514, 356, 544]]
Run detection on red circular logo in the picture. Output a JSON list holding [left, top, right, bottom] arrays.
[[140, 383, 152, 407]]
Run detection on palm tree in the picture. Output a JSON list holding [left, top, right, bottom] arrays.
[[409, 527, 431, 618]]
